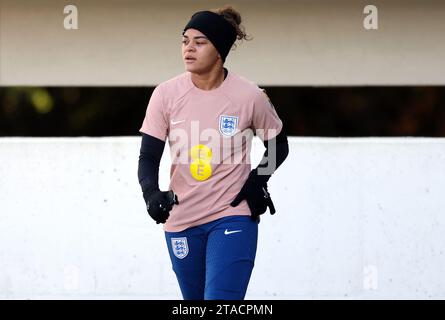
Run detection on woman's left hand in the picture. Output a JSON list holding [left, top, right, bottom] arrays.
[[230, 169, 276, 219]]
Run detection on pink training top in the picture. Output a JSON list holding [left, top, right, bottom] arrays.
[[140, 70, 283, 232]]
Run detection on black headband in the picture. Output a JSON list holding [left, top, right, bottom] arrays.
[[183, 10, 237, 63]]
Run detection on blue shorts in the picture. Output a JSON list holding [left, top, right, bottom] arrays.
[[165, 215, 259, 300]]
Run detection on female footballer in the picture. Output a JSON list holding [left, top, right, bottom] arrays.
[[138, 5, 289, 300]]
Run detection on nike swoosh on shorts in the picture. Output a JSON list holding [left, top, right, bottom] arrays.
[[224, 229, 243, 235]]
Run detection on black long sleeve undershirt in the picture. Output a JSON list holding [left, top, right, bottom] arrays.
[[254, 127, 289, 182], [137, 128, 289, 200], [137, 133, 166, 202]]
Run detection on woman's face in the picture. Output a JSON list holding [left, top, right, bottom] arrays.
[[182, 28, 221, 74]]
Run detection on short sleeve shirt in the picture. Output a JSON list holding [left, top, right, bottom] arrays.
[[140, 70, 283, 232]]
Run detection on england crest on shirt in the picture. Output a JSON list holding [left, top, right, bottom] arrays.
[[171, 237, 189, 259], [219, 115, 239, 137]]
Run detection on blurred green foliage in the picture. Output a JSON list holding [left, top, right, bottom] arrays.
[[0, 87, 150, 136], [0, 86, 444, 137]]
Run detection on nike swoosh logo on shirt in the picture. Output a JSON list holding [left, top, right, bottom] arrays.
[[224, 229, 243, 235], [171, 120, 185, 125]]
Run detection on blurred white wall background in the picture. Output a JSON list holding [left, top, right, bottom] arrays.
[[1, 137, 445, 299]]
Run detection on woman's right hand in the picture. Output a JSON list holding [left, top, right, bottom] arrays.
[[145, 190, 179, 224]]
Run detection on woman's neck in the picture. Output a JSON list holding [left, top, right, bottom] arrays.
[[191, 67, 227, 91]]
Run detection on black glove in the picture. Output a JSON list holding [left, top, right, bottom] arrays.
[[144, 190, 179, 224], [230, 169, 276, 220]]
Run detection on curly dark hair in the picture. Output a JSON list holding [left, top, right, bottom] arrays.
[[211, 4, 253, 49]]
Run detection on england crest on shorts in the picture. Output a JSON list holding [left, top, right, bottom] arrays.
[[219, 115, 239, 137], [171, 237, 189, 259]]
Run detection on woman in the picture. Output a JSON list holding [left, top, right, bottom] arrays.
[[138, 5, 289, 300]]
